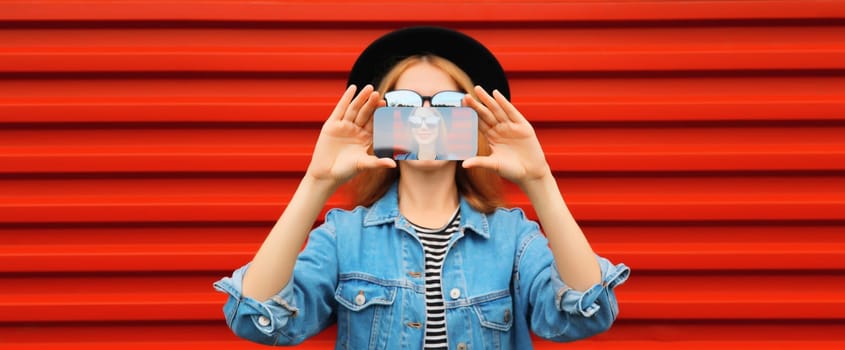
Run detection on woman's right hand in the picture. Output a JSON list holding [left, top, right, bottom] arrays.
[[304, 84, 396, 187]]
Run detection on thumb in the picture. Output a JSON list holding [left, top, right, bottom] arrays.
[[357, 155, 397, 170], [462, 156, 499, 171]]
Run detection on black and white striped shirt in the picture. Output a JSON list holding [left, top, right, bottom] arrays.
[[407, 208, 461, 350]]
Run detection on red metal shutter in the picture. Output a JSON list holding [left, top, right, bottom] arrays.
[[1, 1, 844, 349]]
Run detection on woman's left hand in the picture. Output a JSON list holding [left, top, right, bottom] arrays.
[[462, 86, 552, 186]]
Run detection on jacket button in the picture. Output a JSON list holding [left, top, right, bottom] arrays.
[[257, 316, 270, 327], [504, 309, 511, 323], [449, 288, 461, 299], [457, 342, 467, 350], [355, 290, 366, 306]]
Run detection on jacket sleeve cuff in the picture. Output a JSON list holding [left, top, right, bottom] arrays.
[[551, 256, 630, 317], [213, 264, 300, 336]]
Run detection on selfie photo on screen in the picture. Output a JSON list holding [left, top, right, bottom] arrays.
[[373, 106, 478, 160]]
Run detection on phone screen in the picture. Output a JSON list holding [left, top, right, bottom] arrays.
[[373, 107, 478, 160]]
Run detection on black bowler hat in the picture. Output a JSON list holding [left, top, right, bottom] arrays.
[[347, 26, 510, 100]]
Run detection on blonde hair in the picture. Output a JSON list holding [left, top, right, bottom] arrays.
[[349, 55, 503, 213]]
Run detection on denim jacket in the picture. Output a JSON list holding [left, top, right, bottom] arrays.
[[214, 182, 629, 349]]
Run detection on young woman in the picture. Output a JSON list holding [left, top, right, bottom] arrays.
[[215, 26, 629, 349], [395, 107, 450, 161]]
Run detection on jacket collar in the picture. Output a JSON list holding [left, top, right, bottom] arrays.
[[363, 181, 490, 239]]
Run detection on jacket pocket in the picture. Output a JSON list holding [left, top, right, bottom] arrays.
[[472, 293, 514, 331], [334, 276, 399, 350], [469, 293, 514, 350], [334, 277, 398, 311]]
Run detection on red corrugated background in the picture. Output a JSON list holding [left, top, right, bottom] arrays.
[[2, 0, 845, 349]]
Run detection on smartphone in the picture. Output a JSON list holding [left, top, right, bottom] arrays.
[[373, 107, 478, 160]]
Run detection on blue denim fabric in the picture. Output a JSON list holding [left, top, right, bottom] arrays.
[[214, 182, 629, 349]]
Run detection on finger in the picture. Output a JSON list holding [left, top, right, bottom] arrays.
[[493, 89, 528, 124], [343, 84, 373, 121], [475, 86, 508, 123], [354, 91, 380, 126], [471, 104, 494, 134], [478, 121, 503, 144], [464, 94, 498, 128], [477, 118, 494, 140], [330, 85, 357, 121], [364, 99, 386, 133], [461, 155, 500, 172], [357, 155, 397, 170], [343, 84, 374, 122], [364, 117, 374, 134]]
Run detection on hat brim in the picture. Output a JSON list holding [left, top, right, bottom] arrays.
[[347, 26, 510, 100]]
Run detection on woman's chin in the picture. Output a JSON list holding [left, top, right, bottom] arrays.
[[414, 136, 436, 145]]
